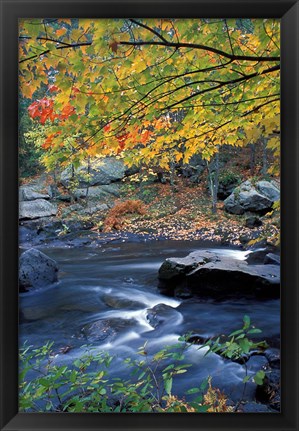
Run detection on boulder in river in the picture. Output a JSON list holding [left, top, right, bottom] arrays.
[[19, 248, 58, 292], [158, 250, 280, 299], [81, 318, 134, 343], [264, 253, 280, 266], [146, 303, 181, 329], [103, 294, 145, 310], [245, 249, 270, 265]]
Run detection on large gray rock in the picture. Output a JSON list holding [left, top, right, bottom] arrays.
[[158, 251, 214, 280], [60, 202, 109, 218], [224, 180, 279, 215], [256, 181, 280, 202], [19, 248, 58, 291], [158, 250, 280, 299], [19, 185, 50, 201], [73, 184, 120, 199], [19, 199, 57, 220], [60, 157, 126, 187]]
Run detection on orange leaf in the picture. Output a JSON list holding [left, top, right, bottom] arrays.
[[56, 28, 67, 37]]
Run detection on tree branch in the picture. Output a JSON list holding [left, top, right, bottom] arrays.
[[162, 64, 280, 111], [119, 40, 280, 62], [129, 18, 169, 43], [19, 41, 92, 63]]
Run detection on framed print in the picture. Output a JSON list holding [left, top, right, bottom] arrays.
[[0, 0, 298, 430]]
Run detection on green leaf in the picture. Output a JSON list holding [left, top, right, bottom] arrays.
[[39, 378, 51, 387], [229, 329, 244, 337], [186, 387, 200, 395], [164, 377, 173, 395], [254, 370, 265, 385], [163, 364, 174, 372], [243, 315, 251, 330], [199, 377, 210, 392], [74, 359, 81, 368], [243, 375, 251, 383], [247, 328, 262, 334], [239, 338, 251, 354], [193, 395, 203, 403]]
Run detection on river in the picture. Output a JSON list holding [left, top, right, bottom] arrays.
[[19, 240, 280, 405]]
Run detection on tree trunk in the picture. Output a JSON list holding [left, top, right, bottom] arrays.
[[86, 156, 91, 200], [261, 138, 268, 176], [250, 143, 256, 176], [207, 150, 219, 214]]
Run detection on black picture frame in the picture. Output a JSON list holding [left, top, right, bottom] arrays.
[[1, 0, 298, 430]]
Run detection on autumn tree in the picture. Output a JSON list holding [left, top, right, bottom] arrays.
[[19, 18, 280, 182]]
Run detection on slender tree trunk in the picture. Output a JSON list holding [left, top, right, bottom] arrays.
[[169, 161, 175, 188], [262, 137, 268, 176], [250, 143, 256, 176], [207, 149, 219, 214], [86, 156, 91, 200], [51, 168, 58, 200]]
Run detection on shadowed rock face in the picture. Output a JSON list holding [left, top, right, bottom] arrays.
[[158, 250, 280, 299]]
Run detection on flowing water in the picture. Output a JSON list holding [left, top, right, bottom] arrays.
[[19, 240, 280, 404]]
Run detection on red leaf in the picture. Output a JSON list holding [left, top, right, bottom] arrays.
[[59, 104, 76, 120], [49, 84, 59, 93]]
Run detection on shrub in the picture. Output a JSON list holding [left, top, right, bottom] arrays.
[[103, 199, 146, 231], [219, 170, 241, 187], [19, 317, 267, 413], [199, 315, 268, 411], [19, 340, 212, 413]]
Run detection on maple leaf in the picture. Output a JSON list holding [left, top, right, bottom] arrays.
[[59, 104, 76, 120], [28, 101, 40, 119], [56, 28, 67, 37], [28, 98, 56, 124], [72, 87, 80, 96], [49, 84, 59, 93], [103, 124, 111, 132], [109, 40, 118, 53]]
